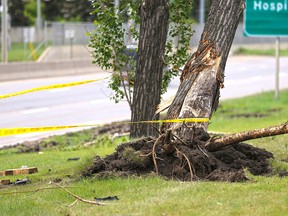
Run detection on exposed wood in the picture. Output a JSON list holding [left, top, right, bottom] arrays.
[[0, 167, 38, 176], [162, 0, 245, 143], [131, 0, 169, 138], [206, 123, 288, 152]]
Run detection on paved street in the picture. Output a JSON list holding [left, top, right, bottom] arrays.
[[0, 55, 287, 147]]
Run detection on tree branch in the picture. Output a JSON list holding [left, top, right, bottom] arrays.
[[51, 183, 105, 205], [205, 123, 288, 152]]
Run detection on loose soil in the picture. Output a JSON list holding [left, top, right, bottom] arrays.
[[83, 131, 274, 182], [2, 123, 279, 182]]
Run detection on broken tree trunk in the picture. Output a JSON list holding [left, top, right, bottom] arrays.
[[206, 123, 288, 152], [162, 0, 245, 143]]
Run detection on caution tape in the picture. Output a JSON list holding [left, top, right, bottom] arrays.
[[0, 77, 109, 100], [0, 118, 209, 137]]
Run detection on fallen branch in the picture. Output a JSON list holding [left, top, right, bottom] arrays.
[[205, 123, 288, 152], [51, 183, 105, 205], [0, 186, 73, 195]]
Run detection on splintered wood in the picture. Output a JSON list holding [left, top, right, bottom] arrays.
[[0, 167, 38, 176]]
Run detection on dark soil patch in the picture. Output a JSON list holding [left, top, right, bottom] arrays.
[[83, 135, 274, 182], [267, 108, 282, 113], [229, 113, 268, 118]]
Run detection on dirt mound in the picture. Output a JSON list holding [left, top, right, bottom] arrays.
[[83, 136, 273, 182]]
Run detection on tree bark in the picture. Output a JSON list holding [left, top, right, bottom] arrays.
[[162, 0, 245, 142], [206, 123, 288, 152], [131, 0, 169, 138]]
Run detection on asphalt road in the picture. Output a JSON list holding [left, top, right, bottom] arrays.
[[0, 56, 288, 147]]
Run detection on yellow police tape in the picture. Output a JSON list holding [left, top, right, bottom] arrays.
[[0, 77, 108, 100], [0, 118, 209, 137]]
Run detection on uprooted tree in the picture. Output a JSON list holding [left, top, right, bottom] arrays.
[[84, 0, 288, 181], [159, 0, 288, 152], [160, 0, 246, 149]]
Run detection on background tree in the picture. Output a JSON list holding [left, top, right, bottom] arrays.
[[6, 0, 94, 27], [23, 0, 38, 26], [8, 0, 30, 26]]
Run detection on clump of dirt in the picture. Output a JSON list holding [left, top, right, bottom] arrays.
[[83, 134, 273, 182]]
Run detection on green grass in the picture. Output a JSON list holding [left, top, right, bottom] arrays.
[[234, 47, 288, 56], [0, 42, 48, 62], [210, 89, 288, 133], [1, 90, 288, 215]]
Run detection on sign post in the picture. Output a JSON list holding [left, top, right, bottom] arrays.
[[244, 0, 288, 99], [275, 37, 280, 99]]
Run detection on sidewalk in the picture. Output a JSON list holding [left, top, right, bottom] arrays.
[[38, 44, 93, 62]]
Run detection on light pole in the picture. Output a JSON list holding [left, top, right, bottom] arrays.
[[36, 0, 41, 41], [1, 0, 8, 63]]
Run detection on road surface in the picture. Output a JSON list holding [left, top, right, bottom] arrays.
[[0, 56, 287, 147]]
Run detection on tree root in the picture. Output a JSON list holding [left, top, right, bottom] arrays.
[[152, 135, 165, 175], [175, 147, 195, 181]]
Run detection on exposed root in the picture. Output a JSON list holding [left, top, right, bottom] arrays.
[[171, 132, 188, 146], [147, 123, 161, 135], [152, 135, 164, 175], [140, 152, 152, 157], [197, 144, 209, 158], [175, 147, 195, 181]]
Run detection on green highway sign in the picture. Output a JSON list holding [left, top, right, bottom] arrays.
[[244, 0, 288, 36]]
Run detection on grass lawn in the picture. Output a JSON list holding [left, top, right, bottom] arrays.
[[0, 42, 47, 62], [0, 90, 288, 215], [233, 47, 288, 56]]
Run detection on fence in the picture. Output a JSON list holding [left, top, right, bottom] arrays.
[[10, 22, 96, 45], [8, 22, 288, 47]]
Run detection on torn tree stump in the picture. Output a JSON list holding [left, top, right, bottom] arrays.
[[205, 123, 288, 152]]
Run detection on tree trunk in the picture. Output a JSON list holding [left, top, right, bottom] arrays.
[[162, 0, 245, 142], [131, 0, 169, 138]]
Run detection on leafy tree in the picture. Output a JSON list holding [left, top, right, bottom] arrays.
[[89, 0, 193, 137], [8, 0, 30, 26], [7, 0, 94, 27], [23, 0, 38, 26]]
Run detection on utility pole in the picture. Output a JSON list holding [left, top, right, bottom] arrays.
[[1, 0, 8, 63], [199, 0, 205, 24], [36, 0, 42, 41], [275, 37, 280, 100]]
